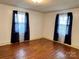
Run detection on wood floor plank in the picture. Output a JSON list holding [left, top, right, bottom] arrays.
[[0, 39, 79, 59]]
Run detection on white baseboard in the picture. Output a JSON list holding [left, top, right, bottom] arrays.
[[0, 42, 11, 46], [1, 38, 79, 50], [0, 38, 42, 46], [45, 38, 79, 50]]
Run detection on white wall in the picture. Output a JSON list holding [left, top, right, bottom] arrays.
[[43, 8, 79, 49], [43, 13, 56, 40], [1, 4, 79, 49], [0, 4, 44, 45]]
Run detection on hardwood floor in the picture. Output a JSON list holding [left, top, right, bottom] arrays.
[[0, 39, 79, 59]]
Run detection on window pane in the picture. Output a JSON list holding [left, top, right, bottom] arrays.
[[19, 24, 26, 33], [15, 14, 18, 23], [58, 14, 68, 36], [15, 23, 19, 32], [59, 14, 67, 25], [58, 25, 67, 36], [18, 13, 26, 23], [15, 12, 27, 33]]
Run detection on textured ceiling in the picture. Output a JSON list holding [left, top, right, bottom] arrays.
[[0, 0, 79, 12]]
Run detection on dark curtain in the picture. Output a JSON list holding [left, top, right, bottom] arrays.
[[24, 13, 30, 40], [53, 14, 59, 41], [64, 12, 73, 45], [11, 10, 19, 43]]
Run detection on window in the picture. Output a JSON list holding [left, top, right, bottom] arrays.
[[15, 12, 26, 33], [58, 14, 69, 36], [54, 12, 73, 45]]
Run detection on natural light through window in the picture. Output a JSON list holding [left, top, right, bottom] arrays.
[[58, 14, 68, 36], [15, 12, 26, 33]]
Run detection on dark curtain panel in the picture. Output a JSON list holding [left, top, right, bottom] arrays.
[[11, 10, 19, 43], [64, 12, 73, 45], [53, 14, 59, 41], [24, 13, 30, 40]]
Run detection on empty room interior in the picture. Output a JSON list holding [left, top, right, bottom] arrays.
[[0, 0, 79, 59]]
